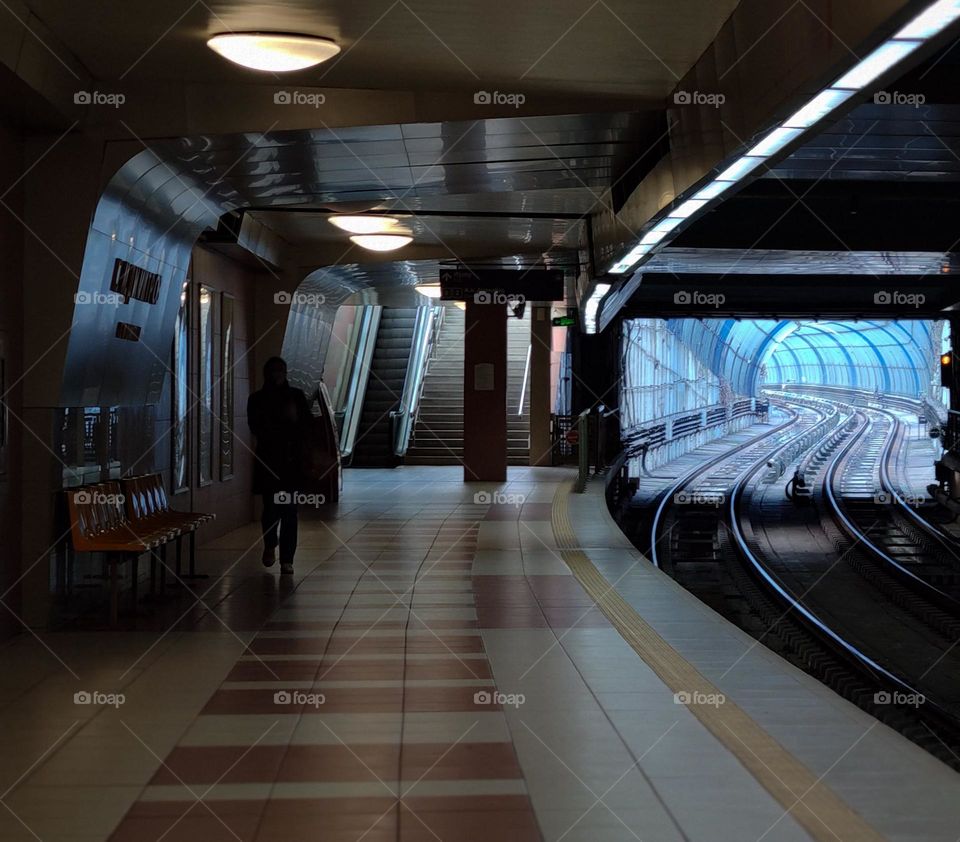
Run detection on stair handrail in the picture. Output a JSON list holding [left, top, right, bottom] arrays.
[[339, 306, 382, 458], [393, 304, 444, 456], [517, 342, 532, 417]]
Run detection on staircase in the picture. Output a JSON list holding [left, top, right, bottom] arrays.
[[506, 308, 531, 463], [350, 308, 417, 467], [406, 305, 465, 465], [405, 304, 531, 466]]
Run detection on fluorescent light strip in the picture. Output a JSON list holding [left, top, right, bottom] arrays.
[[604, 0, 960, 282], [832, 39, 922, 89], [782, 88, 855, 129], [668, 198, 708, 219], [716, 155, 765, 182], [747, 126, 804, 157], [693, 181, 731, 201], [896, 0, 960, 39], [584, 283, 611, 333]]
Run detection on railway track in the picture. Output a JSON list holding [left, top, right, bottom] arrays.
[[633, 389, 960, 766]]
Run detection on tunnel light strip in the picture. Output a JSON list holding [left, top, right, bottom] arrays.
[[606, 0, 960, 279], [584, 283, 611, 333]]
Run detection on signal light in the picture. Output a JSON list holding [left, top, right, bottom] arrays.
[[942, 351, 954, 387]]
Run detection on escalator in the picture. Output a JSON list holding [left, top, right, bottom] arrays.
[[349, 308, 417, 467]]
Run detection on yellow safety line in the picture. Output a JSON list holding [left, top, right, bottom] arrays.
[[551, 482, 887, 842]]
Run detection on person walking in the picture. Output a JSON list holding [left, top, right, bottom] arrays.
[[247, 356, 311, 574]]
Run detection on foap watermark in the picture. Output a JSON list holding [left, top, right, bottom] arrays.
[[274, 90, 326, 108], [674, 689, 726, 708], [473, 491, 526, 507], [474, 291, 525, 305], [874, 690, 925, 708], [274, 290, 327, 306], [274, 689, 325, 708], [874, 91, 925, 108], [874, 490, 925, 507], [74, 690, 125, 708], [874, 290, 925, 308], [673, 490, 725, 507], [74, 90, 125, 108], [474, 689, 525, 708], [674, 290, 725, 308], [474, 90, 525, 108], [74, 291, 124, 306], [74, 490, 125, 506], [674, 90, 725, 108], [274, 491, 326, 507]]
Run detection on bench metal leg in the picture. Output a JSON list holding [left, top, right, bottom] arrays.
[[109, 559, 119, 627], [130, 553, 139, 612], [149, 548, 158, 596], [181, 530, 209, 580]]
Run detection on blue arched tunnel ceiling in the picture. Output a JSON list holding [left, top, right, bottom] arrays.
[[665, 319, 939, 397]]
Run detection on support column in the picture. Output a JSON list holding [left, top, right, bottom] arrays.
[[529, 305, 552, 466], [463, 301, 506, 482]]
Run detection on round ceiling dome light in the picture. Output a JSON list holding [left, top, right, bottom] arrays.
[[350, 234, 413, 252], [207, 33, 340, 72], [328, 215, 401, 235]]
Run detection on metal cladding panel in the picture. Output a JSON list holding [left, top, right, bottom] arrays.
[[282, 304, 338, 397], [61, 150, 223, 407]]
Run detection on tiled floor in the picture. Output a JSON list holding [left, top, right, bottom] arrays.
[[1, 465, 959, 841]]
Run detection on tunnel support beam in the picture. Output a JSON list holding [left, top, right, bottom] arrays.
[[463, 301, 507, 482]]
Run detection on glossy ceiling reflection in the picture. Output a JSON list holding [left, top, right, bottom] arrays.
[[167, 113, 650, 211]]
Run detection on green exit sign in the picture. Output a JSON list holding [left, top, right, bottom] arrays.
[[552, 315, 576, 327]]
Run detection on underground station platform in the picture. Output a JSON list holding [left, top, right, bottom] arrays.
[[5, 0, 960, 840]]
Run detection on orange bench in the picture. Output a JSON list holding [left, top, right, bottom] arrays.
[[121, 473, 214, 584], [65, 475, 214, 625], [66, 481, 175, 625]]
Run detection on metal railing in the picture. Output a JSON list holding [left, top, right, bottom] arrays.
[[518, 343, 532, 416], [619, 398, 764, 475], [392, 304, 444, 456]]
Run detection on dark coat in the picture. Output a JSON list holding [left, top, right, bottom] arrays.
[[247, 384, 311, 495]]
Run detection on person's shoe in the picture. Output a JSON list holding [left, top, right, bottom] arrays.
[[280, 562, 294, 575], [261, 547, 277, 568]]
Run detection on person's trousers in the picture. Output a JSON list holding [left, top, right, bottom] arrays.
[[261, 494, 298, 563]]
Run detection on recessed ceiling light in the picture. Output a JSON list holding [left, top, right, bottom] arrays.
[[350, 234, 413, 252], [207, 33, 340, 72], [415, 284, 442, 298], [329, 215, 400, 234]]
